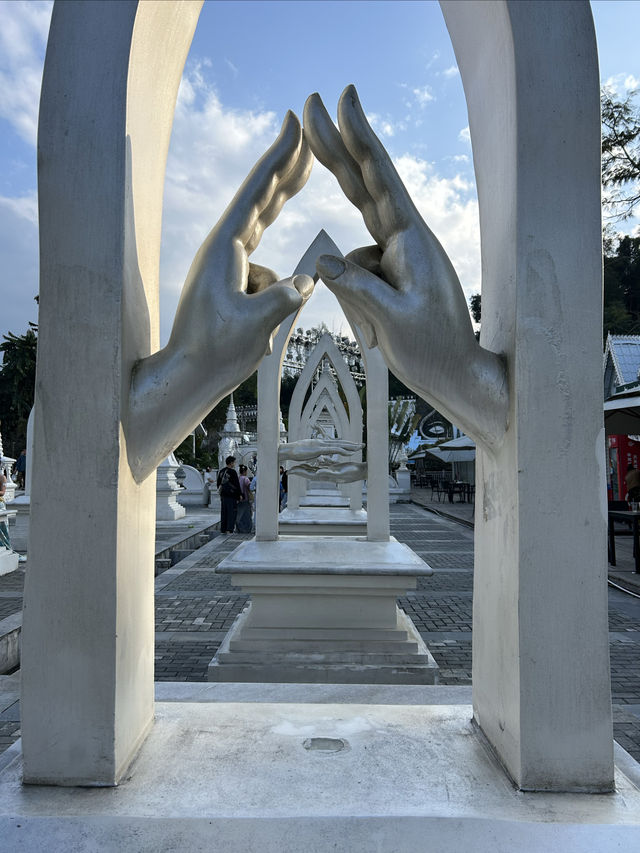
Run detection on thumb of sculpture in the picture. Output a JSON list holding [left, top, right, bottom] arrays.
[[255, 274, 314, 327], [316, 254, 386, 348]]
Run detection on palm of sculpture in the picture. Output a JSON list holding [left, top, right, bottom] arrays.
[[127, 86, 508, 484], [127, 113, 314, 482], [303, 86, 508, 452]]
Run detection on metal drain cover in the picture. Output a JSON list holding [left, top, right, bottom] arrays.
[[302, 737, 348, 753]]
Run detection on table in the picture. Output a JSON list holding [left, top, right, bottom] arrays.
[[608, 510, 640, 574], [447, 482, 473, 503]]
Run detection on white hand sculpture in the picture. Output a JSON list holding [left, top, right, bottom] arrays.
[[288, 461, 367, 483], [303, 86, 508, 451], [127, 113, 314, 482], [278, 437, 364, 463]]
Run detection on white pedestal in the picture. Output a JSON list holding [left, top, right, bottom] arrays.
[[208, 537, 437, 684], [0, 550, 18, 576], [156, 457, 186, 521], [300, 494, 350, 507], [278, 507, 367, 536]]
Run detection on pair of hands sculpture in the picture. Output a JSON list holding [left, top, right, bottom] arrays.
[[128, 86, 508, 483], [279, 438, 367, 484]]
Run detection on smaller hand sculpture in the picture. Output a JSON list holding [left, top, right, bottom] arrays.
[[288, 461, 367, 483], [303, 86, 508, 451], [278, 437, 363, 463], [127, 113, 314, 482]]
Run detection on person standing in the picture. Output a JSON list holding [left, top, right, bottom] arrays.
[[236, 464, 252, 533], [14, 450, 26, 491], [626, 464, 640, 503], [0, 466, 25, 561], [204, 466, 216, 504], [217, 456, 241, 534], [279, 465, 288, 511]]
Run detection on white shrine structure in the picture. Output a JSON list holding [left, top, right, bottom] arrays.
[[3, 3, 638, 850]]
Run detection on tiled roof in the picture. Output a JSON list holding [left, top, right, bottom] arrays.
[[604, 334, 640, 386]]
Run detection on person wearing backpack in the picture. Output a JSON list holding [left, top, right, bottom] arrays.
[[217, 456, 241, 534]]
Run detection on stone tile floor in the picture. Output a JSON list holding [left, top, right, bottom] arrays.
[[1, 501, 640, 764]]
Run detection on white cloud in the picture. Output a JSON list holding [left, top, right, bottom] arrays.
[[393, 154, 480, 297], [224, 58, 239, 77], [412, 86, 435, 107], [458, 126, 471, 145], [0, 191, 38, 225], [0, 0, 52, 146], [159, 66, 480, 343], [441, 65, 459, 79], [0, 199, 40, 338], [603, 73, 640, 97], [365, 112, 400, 138]]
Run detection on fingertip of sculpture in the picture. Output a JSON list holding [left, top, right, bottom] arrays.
[[316, 255, 345, 281], [293, 274, 315, 300]]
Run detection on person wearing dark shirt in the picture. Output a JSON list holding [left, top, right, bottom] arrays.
[[236, 464, 253, 533], [217, 455, 241, 534], [626, 465, 640, 503]]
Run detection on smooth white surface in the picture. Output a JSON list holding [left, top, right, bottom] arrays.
[[354, 328, 390, 540], [0, 550, 18, 576], [0, 700, 637, 852], [156, 455, 186, 520], [21, 0, 202, 785], [278, 506, 367, 536], [215, 536, 433, 575], [440, 0, 613, 790]]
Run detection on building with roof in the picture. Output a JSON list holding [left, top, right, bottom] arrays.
[[604, 333, 640, 398]]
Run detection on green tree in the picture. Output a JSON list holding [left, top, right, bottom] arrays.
[[469, 293, 481, 324], [0, 324, 38, 459], [603, 235, 640, 337], [602, 88, 640, 221]]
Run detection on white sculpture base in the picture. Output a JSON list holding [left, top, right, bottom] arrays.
[[1, 684, 638, 852], [156, 456, 187, 521], [278, 507, 367, 536], [0, 550, 18, 576], [208, 537, 437, 685], [300, 494, 350, 507], [156, 494, 186, 521]]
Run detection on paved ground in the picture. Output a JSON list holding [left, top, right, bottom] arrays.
[[1, 496, 640, 766]]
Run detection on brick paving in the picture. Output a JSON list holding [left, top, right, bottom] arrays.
[[2, 502, 640, 766]]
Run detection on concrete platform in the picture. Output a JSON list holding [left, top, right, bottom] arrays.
[[0, 684, 638, 852], [278, 506, 367, 536], [300, 494, 350, 507]]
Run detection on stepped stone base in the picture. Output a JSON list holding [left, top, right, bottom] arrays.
[[209, 604, 438, 684], [207, 536, 436, 685]]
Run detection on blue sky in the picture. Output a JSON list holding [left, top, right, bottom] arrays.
[[1, 0, 639, 350]]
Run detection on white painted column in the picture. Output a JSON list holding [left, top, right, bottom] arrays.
[[256, 341, 287, 541], [21, 1, 202, 785], [441, 0, 613, 791], [358, 336, 389, 542]]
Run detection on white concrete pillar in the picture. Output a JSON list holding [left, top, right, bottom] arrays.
[[355, 332, 389, 542], [21, 0, 202, 785], [441, 0, 613, 791]]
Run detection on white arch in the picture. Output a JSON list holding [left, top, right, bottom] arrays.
[[26, 0, 610, 793]]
